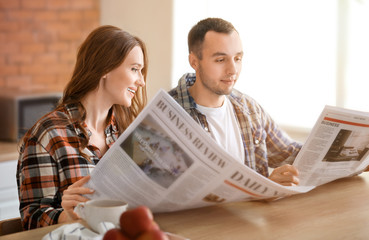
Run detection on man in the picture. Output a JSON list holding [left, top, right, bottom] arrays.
[[169, 17, 301, 186]]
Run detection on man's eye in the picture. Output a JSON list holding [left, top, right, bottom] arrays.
[[235, 57, 242, 62], [215, 58, 224, 62], [132, 68, 138, 72]]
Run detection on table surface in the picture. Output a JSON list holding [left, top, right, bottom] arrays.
[[0, 142, 18, 163], [2, 172, 369, 240]]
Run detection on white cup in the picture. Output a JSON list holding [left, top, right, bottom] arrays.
[[74, 199, 128, 232]]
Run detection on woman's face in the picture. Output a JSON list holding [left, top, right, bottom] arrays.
[[102, 46, 145, 107]]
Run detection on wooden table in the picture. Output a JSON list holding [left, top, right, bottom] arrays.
[[0, 142, 18, 163], [2, 173, 369, 240]]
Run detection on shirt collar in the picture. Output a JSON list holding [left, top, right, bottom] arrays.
[[176, 73, 198, 113], [64, 103, 86, 138], [64, 103, 118, 147], [105, 113, 118, 147], [176, 73, 251, 116]]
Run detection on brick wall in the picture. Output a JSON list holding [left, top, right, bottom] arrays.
[[0, 0, 100, 92]]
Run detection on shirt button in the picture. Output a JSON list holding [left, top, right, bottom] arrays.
[[204, 127, 209, 132], [254, 139, 260, 145]]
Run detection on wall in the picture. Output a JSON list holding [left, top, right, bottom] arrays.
[[100, 0, 173, 100], [0, 0, 100, 220], [0, 0, 306, 141], [0, 0, 100, 92]]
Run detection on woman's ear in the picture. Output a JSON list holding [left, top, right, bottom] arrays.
[[101, 73, 109, 82], [189, 52, 198, 71]]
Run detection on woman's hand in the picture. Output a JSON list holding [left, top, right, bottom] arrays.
[[268, 164, 299, 186], [58, 175, 94, 223]]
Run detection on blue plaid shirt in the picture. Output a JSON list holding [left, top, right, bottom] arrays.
[[168, 73, 302, 177]]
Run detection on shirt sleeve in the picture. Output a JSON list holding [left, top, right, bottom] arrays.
[[260, 107, 302, 168], [17, 137, 63, 229], [17, 130, 94, 229]]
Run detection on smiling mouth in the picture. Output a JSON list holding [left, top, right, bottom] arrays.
[[127, 88, 136, 94]]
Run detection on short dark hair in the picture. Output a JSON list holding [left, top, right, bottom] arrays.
[[188, 18, 237, 59]]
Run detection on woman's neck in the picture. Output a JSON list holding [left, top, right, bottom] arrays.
[[80, 90, 112, 156], [81, 90, 111, 133]]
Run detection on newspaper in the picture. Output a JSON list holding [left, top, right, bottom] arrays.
[[293, 105, 369, 186], [85, 89, 315, 213]]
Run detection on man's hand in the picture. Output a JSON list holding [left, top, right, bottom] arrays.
[[268, 164, 299, 186]]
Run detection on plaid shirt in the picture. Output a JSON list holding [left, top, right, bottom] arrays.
[[17, 104, 119, 230], [168, 73, 302, 176]]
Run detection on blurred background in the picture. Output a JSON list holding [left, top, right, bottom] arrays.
[[0, 0, 368, 220]]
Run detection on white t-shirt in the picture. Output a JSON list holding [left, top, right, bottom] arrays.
[[196, 97, 245, 164]]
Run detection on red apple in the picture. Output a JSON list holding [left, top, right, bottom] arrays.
[[136, 229, 169, 240], [103, 228, 130, 240], [120, 206, 159, 238]]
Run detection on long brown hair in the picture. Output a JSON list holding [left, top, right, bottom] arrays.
[[59, 25, 148, 155]]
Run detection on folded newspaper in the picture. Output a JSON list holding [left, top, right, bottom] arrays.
[[85, 89, 369, 212], [293, 105, 369, 186]]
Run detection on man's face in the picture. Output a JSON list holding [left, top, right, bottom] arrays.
[[192, 30, 243, 97]]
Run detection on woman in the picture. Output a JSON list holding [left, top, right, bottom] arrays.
[[16, 25, 148, 230]]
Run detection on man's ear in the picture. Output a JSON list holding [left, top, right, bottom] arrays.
[[189, 52, 198, 71]]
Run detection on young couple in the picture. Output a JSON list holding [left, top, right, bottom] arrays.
[[17, 18, 304, 230]]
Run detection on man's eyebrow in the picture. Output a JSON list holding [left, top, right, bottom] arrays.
[[211, 51, 244, 57], [212, 52, 227, 57]]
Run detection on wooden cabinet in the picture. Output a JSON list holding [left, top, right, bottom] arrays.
[[0, 160, 20, 221], [0, 142, 20, 221]]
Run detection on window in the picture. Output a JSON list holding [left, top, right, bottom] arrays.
[[172, 0, 369, 131], [345, 0, 369, 111]]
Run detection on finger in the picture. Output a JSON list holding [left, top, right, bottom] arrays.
[[69, 175, 91, 188], [280, 173, 299, 184], [62, 194, 91, 203], [277, 164, 299, 176], [62, 197, 91, 212], [64, 187, 94, 195], [269, 171, 300, 186], [281, 164, 299, 176], [279, 182, 296, 186], [289, 175, 299, 185], [270, 174, 292, 184], [271, 165, 288, 175], [280, 176, 299, 186], [286, 165, 299, 176], [62, 198, 88, 209]]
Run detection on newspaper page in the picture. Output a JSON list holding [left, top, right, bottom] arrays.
[[85, 89, 314, 213], [293, 105, 369, 186]]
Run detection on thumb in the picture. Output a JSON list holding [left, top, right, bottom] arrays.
[[72, 175, 91, 188]]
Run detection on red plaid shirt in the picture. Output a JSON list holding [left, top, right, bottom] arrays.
[[17, 104, 119, 230]]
